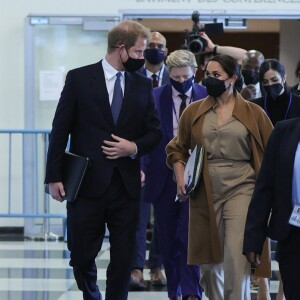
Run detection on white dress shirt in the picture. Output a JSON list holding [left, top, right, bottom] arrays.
[[102, 59, 125, 105], [171, 86, 192, 137], [145, 64, 165, 87]]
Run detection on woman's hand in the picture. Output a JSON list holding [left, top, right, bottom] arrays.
[[176, 178, 189, 202], [173, 161, 189, 202]]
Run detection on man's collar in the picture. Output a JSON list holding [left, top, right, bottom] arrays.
[[102, 58, 125, 80]]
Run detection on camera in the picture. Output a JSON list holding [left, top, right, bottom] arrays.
[[185, 11, 224, 55], [186, 11, 207, 55]]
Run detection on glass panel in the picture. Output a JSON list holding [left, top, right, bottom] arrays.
[[33, 23, 108, 129], [24, 16, 118, 237]]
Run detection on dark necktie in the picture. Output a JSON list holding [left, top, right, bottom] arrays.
[[152, 74, 158, 88], [111, 72, 123, 124], [178, 94, 188, 117]]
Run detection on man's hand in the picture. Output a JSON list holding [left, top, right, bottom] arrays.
[[102, 134, 137, 159], [245, 252, 261, 269], [49, 182, 65, 202]]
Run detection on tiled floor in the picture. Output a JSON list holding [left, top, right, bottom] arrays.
[[0, 239, 280, 300]]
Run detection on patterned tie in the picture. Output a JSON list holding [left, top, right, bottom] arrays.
[[178, 94, 188, 117], [152, 74, 158, 88], [111, 72, 123, 124]]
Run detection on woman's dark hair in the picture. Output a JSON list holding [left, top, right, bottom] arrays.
[[295, 60, 300, 79], [258, 59, 285, 83], [258, 59, 287, 90], [207, 54, 241, 94]]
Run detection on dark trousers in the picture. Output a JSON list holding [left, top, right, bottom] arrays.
[[277, 227, 300, 300], [154, 173, 202, 299], [131, 188, 163, 271], [67, 170, 140, 300]]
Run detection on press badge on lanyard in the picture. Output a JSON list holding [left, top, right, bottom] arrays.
[[289, 204, 300, 227]]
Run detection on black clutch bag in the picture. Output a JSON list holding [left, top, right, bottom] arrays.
[[45, 152, 89, 202]]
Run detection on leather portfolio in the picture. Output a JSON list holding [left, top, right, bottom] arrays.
[[45, 152, 89, 202], [184, 145, 205, 197]]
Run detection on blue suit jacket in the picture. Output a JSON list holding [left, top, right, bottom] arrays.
[[142, 83, 207, 203], [244, 118, 300, 255]]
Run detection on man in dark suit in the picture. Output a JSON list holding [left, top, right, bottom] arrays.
[[129, 31, 169, 290], [45, 20, 162, 300], [137, 31, 170, 86], [143, 50, 207, 300], [290, 60, 300, 96], [243, 118, 300, 300]]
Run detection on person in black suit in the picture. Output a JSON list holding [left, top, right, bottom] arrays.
[[252, 58, 300, 126], [243, 117, 300, 300], [137, 31, 170, 86], [249, 58, 300, 300], [290, 60, 300, 96], [129, 31, 169, 290], [45, 20, 162, 300]]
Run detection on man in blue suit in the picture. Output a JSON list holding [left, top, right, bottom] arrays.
[[45, 21, 162, 300], [143, 50, 207, 300], [130, 31, 169, 290]]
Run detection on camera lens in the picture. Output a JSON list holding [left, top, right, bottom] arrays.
[[188, 39, 203, 55]]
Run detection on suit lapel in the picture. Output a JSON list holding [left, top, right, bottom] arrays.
[[161, 67, 170, 85], [233, 93, 266, 150], [118, 71, 135, 126], [91, 61, 114, 127], [283, 121, 300, 184], [160, 85, 174, 140], [192, 83, 206, 102]]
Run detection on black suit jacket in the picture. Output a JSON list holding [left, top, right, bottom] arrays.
[[290, 84, 300, 96], [251, 92, 300, 125], [243, 118, 300, 255], [45, 61, 162, 200]]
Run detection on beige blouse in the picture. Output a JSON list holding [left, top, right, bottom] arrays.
[[203, 108, 252, 162], [202, 108, 256, 199]]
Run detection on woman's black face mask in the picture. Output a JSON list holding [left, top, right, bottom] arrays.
[[264, 83, 284, 100], [205, 77, 229, 97]]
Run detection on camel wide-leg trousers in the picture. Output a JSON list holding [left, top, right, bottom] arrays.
[[200, 160, 254, 300]]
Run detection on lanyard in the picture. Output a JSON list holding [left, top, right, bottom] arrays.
[[172, 90, 194, 124], [144, 67, 163, 86], [264, 92, 292, 120]]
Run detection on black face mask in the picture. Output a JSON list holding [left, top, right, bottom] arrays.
[[205, 77, 229, 97], [122, 56, 145, 72], [122, 48, 145, 72], [242, 69, 259, 85], [264, 83, 283, 100]]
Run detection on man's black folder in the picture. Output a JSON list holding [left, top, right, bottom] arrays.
[[45, 152, 89, 202]]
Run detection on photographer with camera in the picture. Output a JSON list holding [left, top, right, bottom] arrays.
[[199, 32, 247, 65], [197, 32, 247, 89], [185, 11, 246, 77]]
